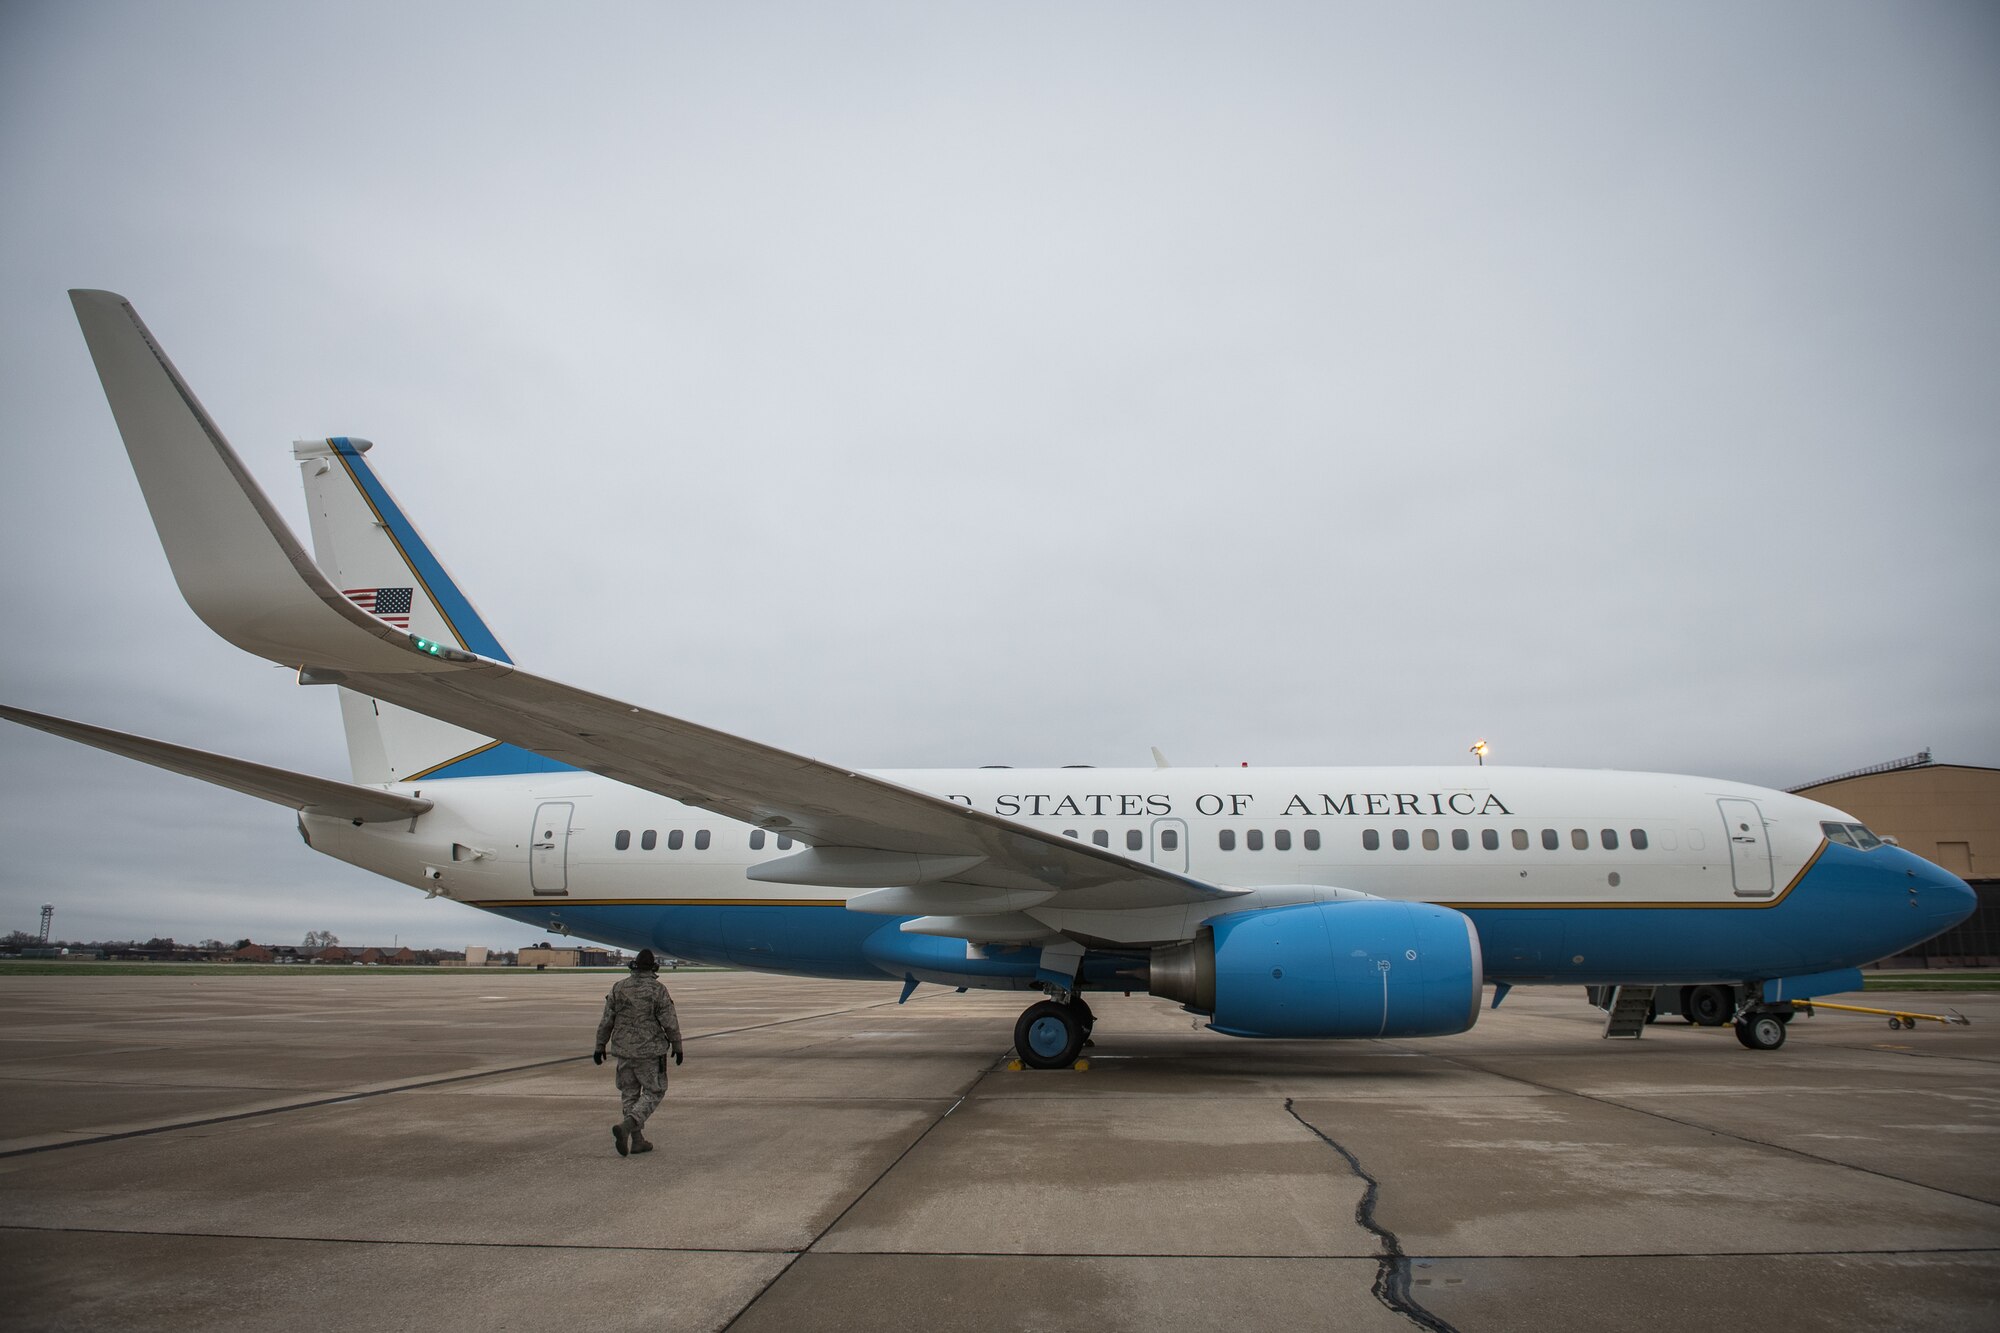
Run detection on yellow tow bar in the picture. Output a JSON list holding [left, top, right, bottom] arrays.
[[1792, 999, 1972, 1031]]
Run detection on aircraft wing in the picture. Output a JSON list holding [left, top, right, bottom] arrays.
[[0, 704, 433, 824], [69, 290, 1236, 913]]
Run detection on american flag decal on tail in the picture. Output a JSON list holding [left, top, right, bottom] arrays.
[[344, 587, 414, 627]]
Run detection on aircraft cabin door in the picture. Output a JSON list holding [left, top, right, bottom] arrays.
[[530, 801, 574, 896], [1718, 798, 1774, 898], [1151, 818, 1190, 874]]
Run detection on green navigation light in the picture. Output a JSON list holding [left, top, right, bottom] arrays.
[[407, 633, 475, 663]]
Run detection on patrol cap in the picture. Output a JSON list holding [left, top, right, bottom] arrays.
[[629, 948, 659, 972]]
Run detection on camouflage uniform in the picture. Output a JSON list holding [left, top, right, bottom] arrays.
[[595, 971, 681, 1138]]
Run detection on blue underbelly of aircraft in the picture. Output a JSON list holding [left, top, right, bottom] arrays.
[[481, 843, 1960, 988]]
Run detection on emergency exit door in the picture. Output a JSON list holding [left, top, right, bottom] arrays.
[[1718, 797, 1773, 897], [530, 801, 574, 896]]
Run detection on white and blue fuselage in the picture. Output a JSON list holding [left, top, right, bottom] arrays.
[[305, 764, 1971, 993]]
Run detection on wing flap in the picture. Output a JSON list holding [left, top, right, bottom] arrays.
[[1, 705, 432, 823]]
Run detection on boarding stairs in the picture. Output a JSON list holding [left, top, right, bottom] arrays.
[[1601, 985, 1657, 1039]]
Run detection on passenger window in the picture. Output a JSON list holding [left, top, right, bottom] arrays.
[[1362, 829, 1379, 851], [1630, 828, 1648, 850], [1542, 829, 1560, 850], [1512, 829, 1529, 851], [1304, 829, 1321, 851], [1392, 829, 1410, 851], [777, 835, 793, 850], [1127, 830, 1143, 851], [1092, 830, 1109, 847], [614, 830, 631, 851], [1064, 829, 1078, 839], [1220, 830, 1237, 851], [1600, 829, 1618, 850], [1161, 828, 1179, 851], [1422, 829, 1439, 851], [668, 830, 685, 851], [1483, 829, 1499, 851], [1247, 829, 1264, 851], [694, 830, 711, 851], [749, 830, 765, 850], [1274, 829, 1291, 851], [1452, 829, 1469, 851], [641, 829, 658, 851], [1571, 828, 1589, 850]]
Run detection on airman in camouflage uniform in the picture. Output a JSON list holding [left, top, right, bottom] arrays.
[[593, 948, 683, 1156]]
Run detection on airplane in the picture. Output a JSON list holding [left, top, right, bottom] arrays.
[[2, 290, 1976, 1068]]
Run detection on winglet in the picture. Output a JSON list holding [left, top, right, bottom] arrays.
[[68, 291, 486, 678]]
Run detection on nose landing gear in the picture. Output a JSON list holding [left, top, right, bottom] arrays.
[[1734, 1010, 1788, 1050]]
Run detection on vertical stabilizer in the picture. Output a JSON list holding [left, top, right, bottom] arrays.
[[294, 437, 572, 782]]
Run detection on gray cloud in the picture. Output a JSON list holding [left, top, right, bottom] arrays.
[[3, 1, 1995, 947]]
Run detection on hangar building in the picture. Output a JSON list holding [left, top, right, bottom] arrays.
[[1791, 752, 1998, 966]]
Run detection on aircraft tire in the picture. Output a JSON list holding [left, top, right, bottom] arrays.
[[1685, 985, 1733, 1027], [1015, 1000, 1086, 1069], [1734, 1013, 1787, 1051], [1067, 994, 1097, 1048]]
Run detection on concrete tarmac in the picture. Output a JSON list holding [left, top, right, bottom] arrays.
[[0, 970, 1995, 1331]]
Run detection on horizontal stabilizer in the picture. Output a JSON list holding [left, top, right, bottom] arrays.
[[0, 705, 432, 823]]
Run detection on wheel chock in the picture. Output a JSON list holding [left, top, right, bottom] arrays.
[[1004, 1058, 1092, 1072]]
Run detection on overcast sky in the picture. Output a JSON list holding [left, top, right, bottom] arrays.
[[2, 2, 1995, 950]]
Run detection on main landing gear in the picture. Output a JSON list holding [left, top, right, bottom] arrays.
[[1014, 995, 1095, 1070]]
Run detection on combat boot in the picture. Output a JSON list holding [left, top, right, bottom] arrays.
[[631, 1127, 655, 1154], [613, 1116, 636, 1156]]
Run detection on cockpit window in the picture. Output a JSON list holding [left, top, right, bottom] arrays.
[[1821, 821, 1883, 850]]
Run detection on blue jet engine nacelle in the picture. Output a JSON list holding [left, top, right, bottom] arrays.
[[1150, 900, 1484, 1039]]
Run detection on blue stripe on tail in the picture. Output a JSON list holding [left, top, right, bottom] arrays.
[[331, 437, 512, 663], [330, 438, 577, 780]]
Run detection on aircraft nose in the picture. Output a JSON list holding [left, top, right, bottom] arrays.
[[1908, 853, 1978, 928]]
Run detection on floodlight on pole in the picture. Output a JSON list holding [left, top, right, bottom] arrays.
[[1470, 740, 1488, 766]]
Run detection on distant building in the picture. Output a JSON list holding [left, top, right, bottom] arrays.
[[519, 945, 580, 969], [233, 944, 274, 963], [1792, 754, 1998, 965]]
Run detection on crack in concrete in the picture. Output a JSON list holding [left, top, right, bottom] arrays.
[[1285, 1098, 1463, 1333]]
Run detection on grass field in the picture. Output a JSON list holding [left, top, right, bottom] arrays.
[[0, 960, 726, 977], [1864, 973, 2000, 991]]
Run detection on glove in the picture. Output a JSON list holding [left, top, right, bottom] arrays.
[[672, 1045, 684, 1066], [592, 1048, 605, 1066]]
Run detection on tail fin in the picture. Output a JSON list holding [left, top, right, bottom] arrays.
[[293, 437, 572, 783]]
